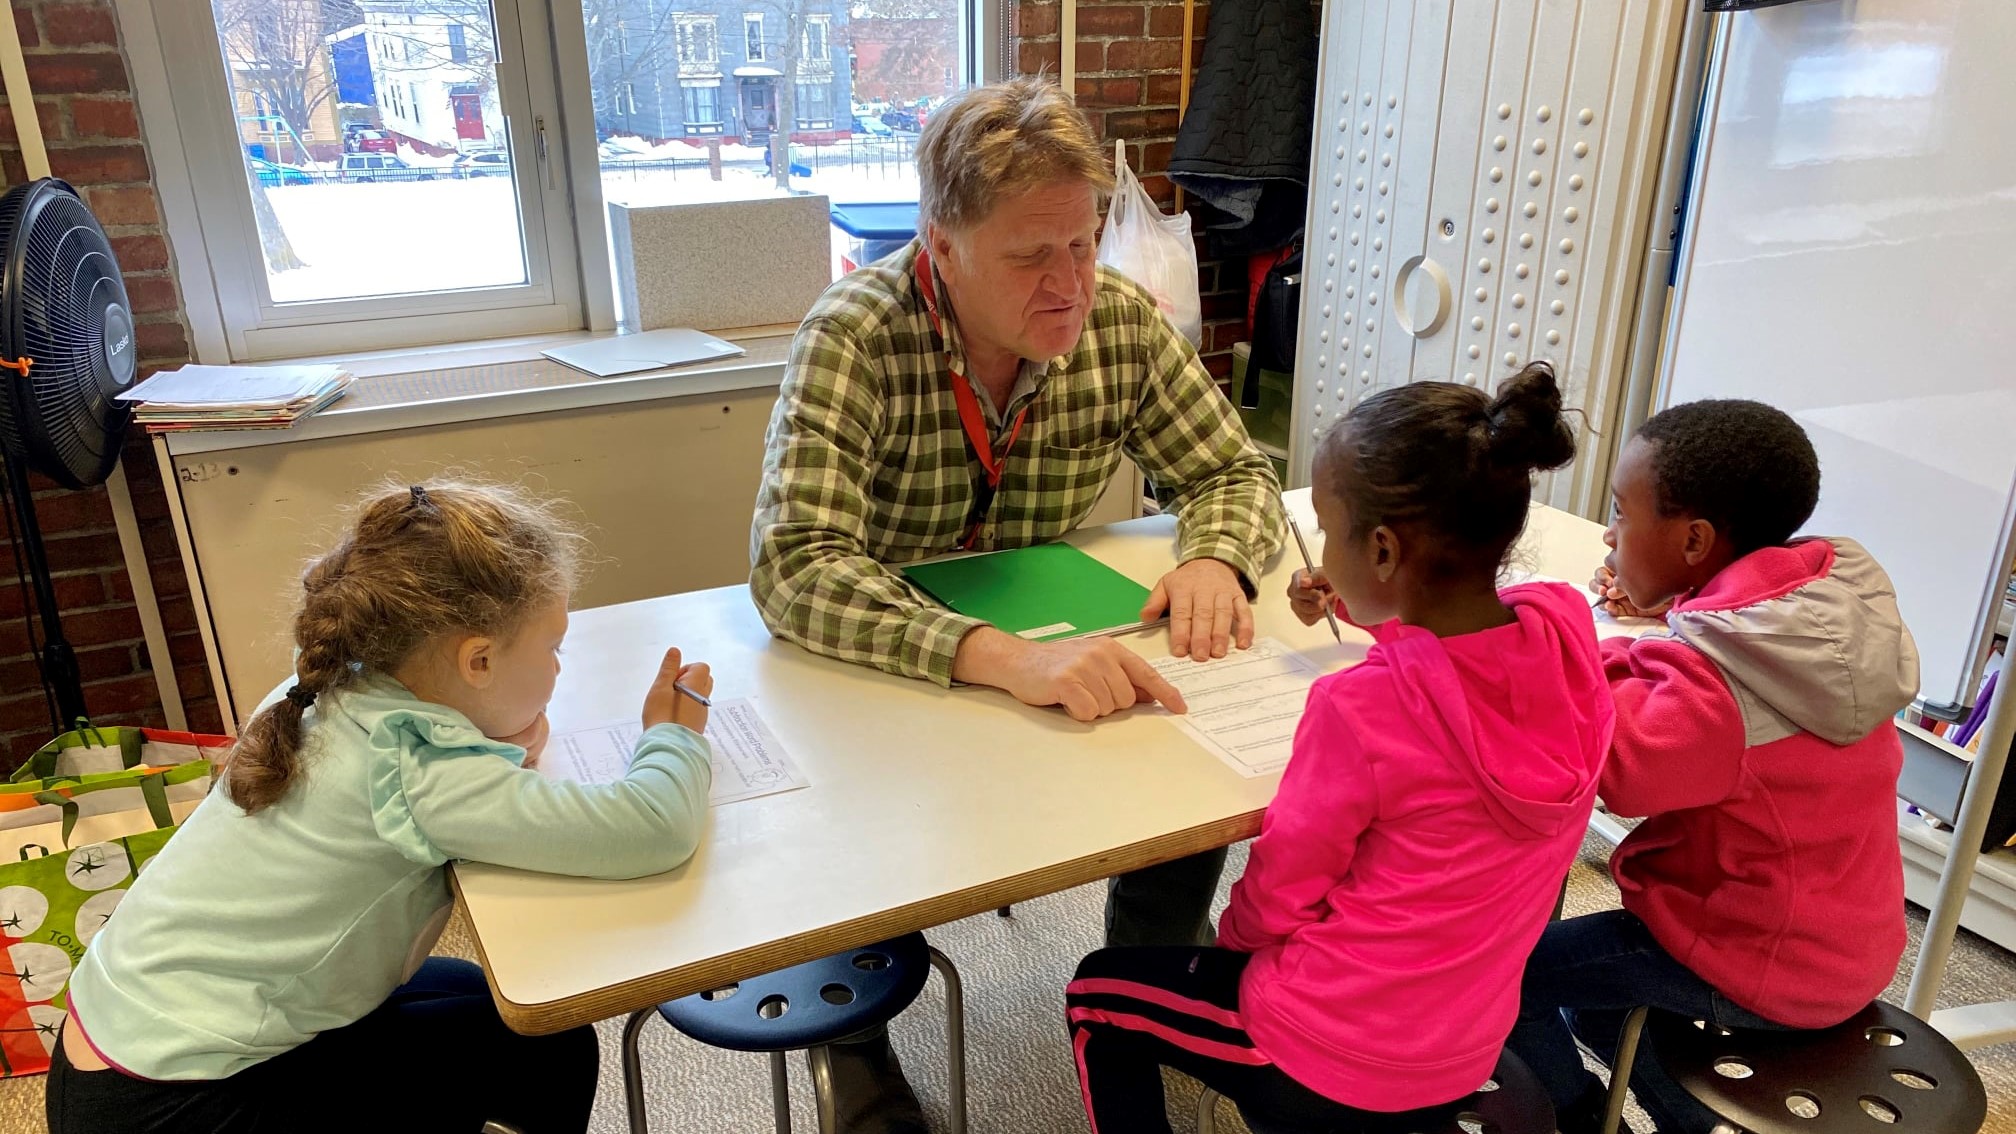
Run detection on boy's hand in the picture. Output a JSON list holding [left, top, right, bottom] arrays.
[[1590, 565, 1671, 620], [642, 647, 712, 734], [1287, 569, 1338, 627], [500, 712, 549, 769]]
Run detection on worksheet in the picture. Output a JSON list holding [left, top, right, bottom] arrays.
[[1151, 638, 1322, 778], [538, 698, 808, 806]]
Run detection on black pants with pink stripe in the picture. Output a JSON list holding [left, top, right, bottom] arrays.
[[1066, 947, 1465, 1134]]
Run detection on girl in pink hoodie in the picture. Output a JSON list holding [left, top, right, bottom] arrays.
[[1065, 363, 1614, 1133]]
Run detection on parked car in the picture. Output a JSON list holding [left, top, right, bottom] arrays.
[[344, 127, 397, 155], [247, 156, 314, 187], [881, 107, 920, 133], [454, 151, 512, 178], [336, 152, 426, 182], [852, 114, 893, 138]]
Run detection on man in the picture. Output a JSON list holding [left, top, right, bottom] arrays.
[[750, 77, 1284, 1132]]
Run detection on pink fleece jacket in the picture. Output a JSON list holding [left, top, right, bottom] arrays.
[[1218, 583, 1613, 1112], [1603, 538, 1916, 1029]]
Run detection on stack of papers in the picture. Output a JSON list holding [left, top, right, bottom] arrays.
[[118, 364, 352, 432]]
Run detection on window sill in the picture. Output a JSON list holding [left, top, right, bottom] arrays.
[[158, 325, 797, 457]]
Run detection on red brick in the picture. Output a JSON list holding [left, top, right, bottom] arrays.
[[160, 590, 198, 634], [1140, 173, 1176, 207], [1104, 110, 1156, 139], [1202, 290, 1246, 320], [1141, 141, 1177, 172], [1017, 40, 1061, 75], [1077, 4, 1143, 35], [184, 698, 223, 735], [42, 531, 124, 574], [109, 236, 170, 276], [172, 663, 210, 700], [32, 486, 115, 533], [23, 52, 128, 95], [1016, 0, 1058, 36], [49, 144, 150, 186], [1154, 73, 1197, 107], [1075, 41, 1103, 74], [1077, 76, 1139, 108], [1148, 3, 1196, 37], [0, 643, 133, 691], [85, 185, 157, 227], [0, 571, 107, 621], [0, 151, 25, 187], [167, 631, 208, 669], [0, 693, 58, 734], [1107, 38, 1186, 73], [135, 320, 187, 359], [1203, 352, 1233, 380], [1206, 321, 1245, 353], [78, 672, 160, 716], [122, 274, 179, 316], [60, 605, 146, 647], [14, 6, 39, 48], [42, 4, 120, 46], [70, 97, 139, 139], [0, 100, 66, 146]]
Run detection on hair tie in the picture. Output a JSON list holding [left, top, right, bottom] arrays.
[[284, 685, 318, 709], [410, 484, 433, 509]]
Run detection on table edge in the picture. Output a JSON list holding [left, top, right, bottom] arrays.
[[456, 810, 1265, 1035]]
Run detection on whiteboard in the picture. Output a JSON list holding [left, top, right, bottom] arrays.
[[1661, 0, 2016, 708]]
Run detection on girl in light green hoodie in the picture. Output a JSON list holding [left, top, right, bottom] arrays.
[[50, 482, 716, 1134]]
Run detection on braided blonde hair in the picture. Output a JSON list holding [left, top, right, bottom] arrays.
[[225, 481, 585, 814]]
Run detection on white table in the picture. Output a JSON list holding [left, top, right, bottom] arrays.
[[453, 489, 1613, 1034]]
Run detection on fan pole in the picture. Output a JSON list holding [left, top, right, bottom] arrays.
[[5, 456, 83, 730]]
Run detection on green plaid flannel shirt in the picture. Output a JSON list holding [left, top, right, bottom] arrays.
[[750, 242, 1285, 686]]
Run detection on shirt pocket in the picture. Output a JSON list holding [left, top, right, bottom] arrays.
[[1028, 439, 1126, 528]]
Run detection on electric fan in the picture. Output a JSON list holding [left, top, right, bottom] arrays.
[[0, 177, 139, 729]]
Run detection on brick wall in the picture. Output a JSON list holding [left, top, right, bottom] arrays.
[[1012, 0, 1248, 381], [0, 0, 221, 766]]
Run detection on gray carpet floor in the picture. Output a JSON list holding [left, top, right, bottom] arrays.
[[3, 834, 2012, 1133]]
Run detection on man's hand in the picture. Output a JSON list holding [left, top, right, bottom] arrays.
[[1590, 564, 1671, 620], [953, 628, 1188, 722], [1142, 558, 1253, 661]]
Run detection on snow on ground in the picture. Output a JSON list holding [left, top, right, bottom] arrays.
[[257, 160, 921, 302]]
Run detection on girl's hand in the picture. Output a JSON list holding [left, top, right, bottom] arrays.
[[501, 712, 549, 769], [1590, 565, 1670, 620], [642, 647, 713, 735], [1287, 569, 1338, 627]]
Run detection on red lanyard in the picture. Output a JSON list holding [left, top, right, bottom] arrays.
[[915, 247, 1031, 549]]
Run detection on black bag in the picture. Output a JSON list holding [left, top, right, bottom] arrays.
[[1244, 246, 1301, 407]]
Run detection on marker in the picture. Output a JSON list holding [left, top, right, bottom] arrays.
[[1287, 515, 1344, 643]]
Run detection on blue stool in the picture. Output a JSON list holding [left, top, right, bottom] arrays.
[[1196, 1049, 1555, 1134], [621, 933, 967, 1134], [1600, 1001, 1987, 1134]]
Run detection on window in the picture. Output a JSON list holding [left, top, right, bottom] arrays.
[[795, 82, 832, 128], [674, 16, 717, 67], [124, 0, 1003, 359], [682, 81, 722, 130]]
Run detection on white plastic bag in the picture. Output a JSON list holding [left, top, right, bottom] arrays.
[[1098, 142, 1204, 346]]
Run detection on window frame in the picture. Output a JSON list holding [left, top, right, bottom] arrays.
[[116, 0, 1008, 364], [743, 13, 765, 62], [803, 15, 828, 62]]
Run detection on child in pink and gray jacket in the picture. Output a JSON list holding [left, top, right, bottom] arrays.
[[1065, 363, 1613, 1134]]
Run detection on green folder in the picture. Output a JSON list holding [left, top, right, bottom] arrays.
[[900, 543, 1159, 642]]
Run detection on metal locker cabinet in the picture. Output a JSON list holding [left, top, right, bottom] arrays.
[[1288, 0, 1690, 515]]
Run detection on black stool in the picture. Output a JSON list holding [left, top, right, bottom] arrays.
[[1600, 1002, 1987, 1134], [621, 932, 966, 1134], [1195, 1049, 1555, 1134]]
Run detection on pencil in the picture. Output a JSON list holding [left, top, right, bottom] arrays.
[[676, 682, 712, 708], [1287, 515, 1344, 643]]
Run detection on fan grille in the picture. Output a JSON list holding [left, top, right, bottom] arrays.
[[0, 179, 135, 489]]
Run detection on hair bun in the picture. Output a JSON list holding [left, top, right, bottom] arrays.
[[1485, 361, 1576, 471]]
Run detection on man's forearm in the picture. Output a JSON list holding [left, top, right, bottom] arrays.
[[950, 624, 1025, 690]]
